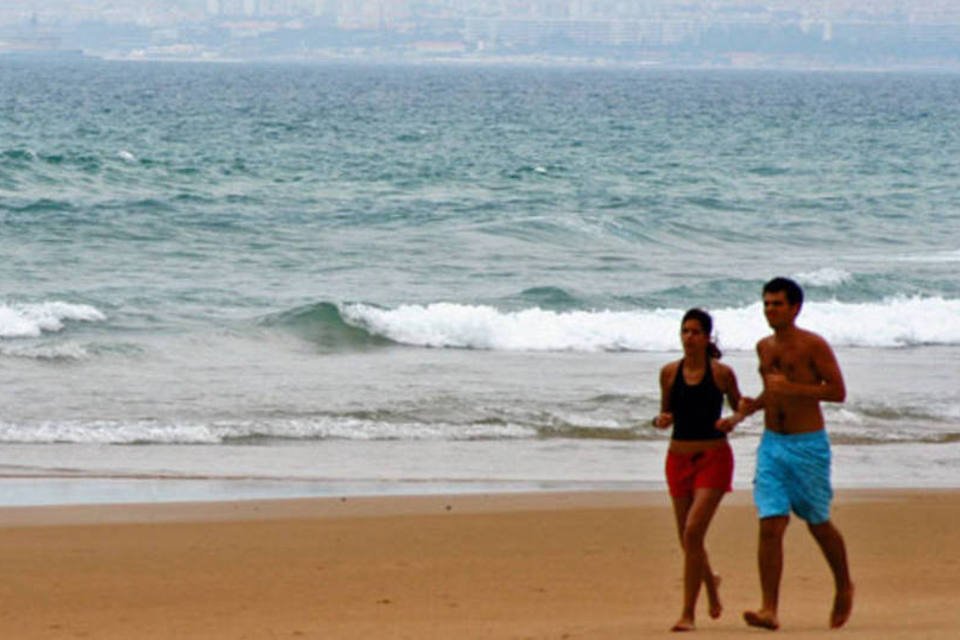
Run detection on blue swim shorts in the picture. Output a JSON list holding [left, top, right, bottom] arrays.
[[753, 429, 833, 525]]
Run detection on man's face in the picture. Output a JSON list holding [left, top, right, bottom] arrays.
[[763, 290, 800, 329]]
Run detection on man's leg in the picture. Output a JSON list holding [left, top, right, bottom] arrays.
[[807, 520, 854, 628], [743, 515, 788, 630]]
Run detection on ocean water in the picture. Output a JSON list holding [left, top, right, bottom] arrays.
[[1, 59, 959, 504]]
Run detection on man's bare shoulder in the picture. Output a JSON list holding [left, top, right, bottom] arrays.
[[756, 335, 775, 352], [796, 327, 833, 350]]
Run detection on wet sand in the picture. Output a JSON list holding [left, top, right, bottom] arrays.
[[0, 489, 957, 639]]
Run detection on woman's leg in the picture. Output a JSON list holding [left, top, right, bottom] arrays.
[[671, 488, 726, 631]]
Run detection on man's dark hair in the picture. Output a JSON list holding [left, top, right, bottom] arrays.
[[763, 277, 804, 306]]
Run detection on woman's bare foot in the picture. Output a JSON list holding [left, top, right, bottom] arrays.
[[706, 574, 723, 619], [743, 609, 780, 630], [670, 618, 696, 632], [830, 584, 854, 629]]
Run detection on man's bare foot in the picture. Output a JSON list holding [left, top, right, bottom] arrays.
[[706, 574, 723, 619], [830, 584, 854, 629], [670, 618, 696, 632], [743, 609, 780, 630]]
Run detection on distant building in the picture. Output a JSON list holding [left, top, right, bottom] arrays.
[[0, 13, 64, 54]]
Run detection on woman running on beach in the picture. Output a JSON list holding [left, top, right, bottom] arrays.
[[654, 308, 744, 632]]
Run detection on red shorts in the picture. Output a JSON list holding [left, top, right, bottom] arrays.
[[665, 441, 734, 498]]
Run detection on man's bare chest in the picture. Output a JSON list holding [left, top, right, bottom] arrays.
[[763, 345, 816, 381]]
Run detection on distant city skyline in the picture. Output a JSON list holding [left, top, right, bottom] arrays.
[[2, 1, 960, 68]]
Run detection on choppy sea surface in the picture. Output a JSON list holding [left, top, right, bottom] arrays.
[[1, 59, 959, 504]]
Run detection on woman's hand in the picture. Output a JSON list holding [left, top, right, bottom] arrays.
[[652, 412, 673, 429], [715, 412, 744, 433]]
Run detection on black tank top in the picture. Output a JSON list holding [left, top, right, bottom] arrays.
[[669, 359, 725, 441]]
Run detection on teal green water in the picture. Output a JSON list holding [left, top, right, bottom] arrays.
[[0, 60, 958, 479], [3, 61, 959, 319]]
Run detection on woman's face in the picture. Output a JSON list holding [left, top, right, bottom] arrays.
[[680, 318, 709, 356]]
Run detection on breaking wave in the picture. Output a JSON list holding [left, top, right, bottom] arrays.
[[0, 301, 106, 339], [273, 296, 960, 352]]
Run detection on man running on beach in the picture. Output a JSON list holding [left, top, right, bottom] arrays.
[[738, 277, 854, 630]]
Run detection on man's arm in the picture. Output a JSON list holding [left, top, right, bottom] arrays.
[[739, 391, 766, 416], [738, 342, 767, 416]]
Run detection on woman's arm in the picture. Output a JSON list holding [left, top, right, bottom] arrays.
[[715, 362, 745, 432], [653, 362, 676, 429]]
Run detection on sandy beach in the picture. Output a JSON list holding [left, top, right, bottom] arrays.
[[0, 489, 957, 639]]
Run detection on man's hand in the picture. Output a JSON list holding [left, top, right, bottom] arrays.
[[738, 396, 761, 415], [764, 372, 789, 394]]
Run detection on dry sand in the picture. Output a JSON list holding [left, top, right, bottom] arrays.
[[0, 489, 957, 639]]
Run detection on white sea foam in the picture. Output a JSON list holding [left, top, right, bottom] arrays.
[[0, 301, 106, 339], [797, 296, 960, 348], [341, 296, 960, 352], [342, 303, 679, 351], [892, 249, 960, 263], [0, 342, 89, 361], [794, 267, 852, 287], [0, 418, 537, 445]]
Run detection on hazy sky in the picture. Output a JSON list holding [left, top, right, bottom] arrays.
[[4, 1, 960, 24]]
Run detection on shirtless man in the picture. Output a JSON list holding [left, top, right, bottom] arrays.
[[738, 277, 854, 631]]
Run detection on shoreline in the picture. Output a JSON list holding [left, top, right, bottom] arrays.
[[2, 471, 960, 509], [1, 425, 958, 508], [1, 488, 958, 639], [0, 486, 951, 524], [38, 51, 960, 75], [0, 474, 652, 508]]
